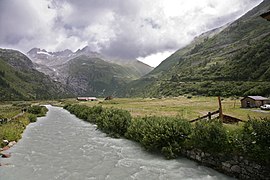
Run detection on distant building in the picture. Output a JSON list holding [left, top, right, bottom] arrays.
[[241, 96, 270, 108], [260, 11, 270, 21], [77, 97, 98, 101]]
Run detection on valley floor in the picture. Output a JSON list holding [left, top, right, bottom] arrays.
[[61, 96, 270, 121]]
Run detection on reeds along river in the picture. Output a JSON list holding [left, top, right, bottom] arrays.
[[0, 105, 234, 180]]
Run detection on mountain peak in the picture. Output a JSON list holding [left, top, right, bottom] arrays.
[[75, 46, 101, 58]]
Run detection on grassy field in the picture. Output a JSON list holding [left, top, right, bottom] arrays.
[[60, 96, 270, 121], [0, 103, 22, 119]]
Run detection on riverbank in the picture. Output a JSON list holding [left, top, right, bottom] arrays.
[[64, 104, 270, 180], [0, 105, 48, 161]]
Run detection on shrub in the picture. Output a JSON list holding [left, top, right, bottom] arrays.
[[65, 104, 131, 138], [28, 114, 37, 123], [27, 105, 42, 114], [87, 106, 103, 123], [241, 118, 270, 164], [27, 105, 48, 116], [96, 108, 132, 137], [190, 120, 229, 153], [126, 116, 192, 159]]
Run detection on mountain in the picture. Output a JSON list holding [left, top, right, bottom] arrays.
[[127, 0, 270, 97], [27, 46, 153, 96], [0, 49, 72, 100], [58, 55, 152, 96]]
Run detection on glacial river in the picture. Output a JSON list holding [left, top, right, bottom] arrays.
[[0, 106, 233, 180]]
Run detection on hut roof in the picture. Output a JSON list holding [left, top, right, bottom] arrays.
[[243, 96, 269, 101]]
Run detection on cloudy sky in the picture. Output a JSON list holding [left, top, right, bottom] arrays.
[[0, 0, 263, 67]]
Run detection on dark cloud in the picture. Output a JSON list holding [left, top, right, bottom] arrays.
[[0, 0, 263, 64]]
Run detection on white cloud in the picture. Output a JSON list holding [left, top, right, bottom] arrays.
[[138, 50, 175, 67], [0, 0, 263, 66]]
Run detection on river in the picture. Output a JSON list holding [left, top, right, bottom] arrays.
[[0, 106, 233, 180]]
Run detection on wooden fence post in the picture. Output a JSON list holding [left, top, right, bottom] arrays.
[[218, 96, 223, 121], [208, 112, 211, 120]]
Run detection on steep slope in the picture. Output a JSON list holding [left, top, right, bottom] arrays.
[[57, 55, 148, 96], [0, 49, 71, 100], [125, 25, 228, 96], [129, 0, 270, 97]]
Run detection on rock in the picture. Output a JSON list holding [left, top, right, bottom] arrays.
[[222, 162, 231, 168], [8, 141, 16, 147], [3, 139, 9, 144], [0, 153, 11, 158], [2, 146, 10, 151], [201, 152, 205, 157], [196, 155, 201, 161], [231, 165, 241, 173], [239, 156, 244, 161], [251, 163, 261, 170]]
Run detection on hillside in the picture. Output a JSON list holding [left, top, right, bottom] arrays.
[[0, 49, 71, 100], [128, 0, 270, 97], [53, 55, 151, 96]]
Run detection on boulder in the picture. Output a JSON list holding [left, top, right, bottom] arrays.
[[2, 146, 10, 151], [8, 141, 16, 147], [231, 165, 241, 173], [3, 139, 9, 144], [0, 153, 11, 158]]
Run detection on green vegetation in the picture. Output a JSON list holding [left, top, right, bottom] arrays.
[[191, 120, 229, 153], [64, 104, 131, 137], [126, 116, 192, 159], [0, 104, 48, 148], [66, 56, 152, 97], [27, 105, 48, 117], [241, 118, 270, 164], [0, 49, 72, 101], [0, 104, 22, 119], [127, 1, 270, 98], [61, 97, 270, 121], [64, 104, 270, 164], [0, 114, 29, 147]]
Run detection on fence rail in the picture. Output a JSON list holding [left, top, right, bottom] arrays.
[[190, 110, 219, 123]]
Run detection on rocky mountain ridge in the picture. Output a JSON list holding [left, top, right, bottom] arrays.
[[27, 46, 153, 96]]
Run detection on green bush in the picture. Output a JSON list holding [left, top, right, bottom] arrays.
[[190, 120, 229, 153], [241, 118, 270, 164], [96, 108, 132, 137], [65, 104, 131, 137], [126, 116, 192, 159], [27, 105, 48, 116], [87, 106, 104, 123], [28, 114, 37, 123], [27, 105, 42, 114]]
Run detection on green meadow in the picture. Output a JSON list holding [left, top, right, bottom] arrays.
[[61, 96, 270, 121]]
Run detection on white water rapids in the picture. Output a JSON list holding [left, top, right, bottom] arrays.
[[0, 106, 234, 180]]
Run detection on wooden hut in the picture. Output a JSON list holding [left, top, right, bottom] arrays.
[[77, 97, 97, 101], [241, 96, 270, 108]]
